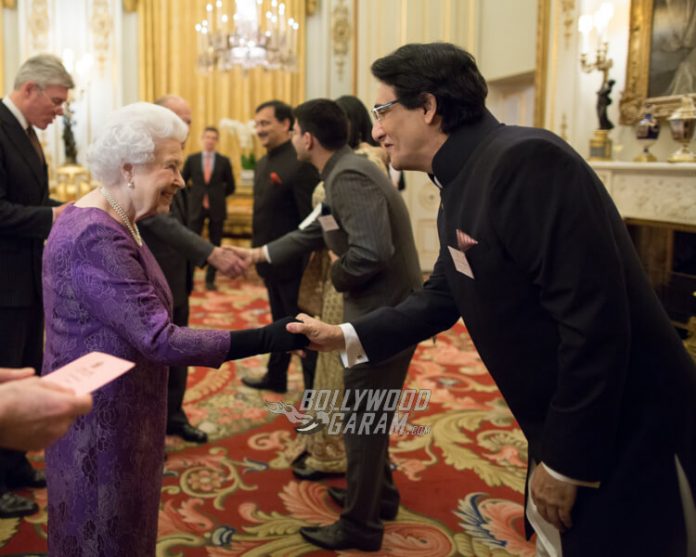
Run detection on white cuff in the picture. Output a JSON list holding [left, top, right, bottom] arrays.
[[339, 323, 369, 368], [261, 245, 271, 264], [542, 462, 600, 488]]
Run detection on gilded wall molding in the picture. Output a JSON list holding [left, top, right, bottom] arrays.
[[619, 0, 696, 124], [2, 0, 17, 9], [533, 0, 551, 128], [331, 0, 351, 81], [91, 0, 113, 72], [560, 113, 568, 141], [122, 0, 138, 12], [560, 0, 574, 49], [306, 0, 318, 16], [28, 0, 50, 54]]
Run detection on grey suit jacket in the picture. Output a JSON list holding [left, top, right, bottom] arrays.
[[266, 146, 421, 321], [139, 188, 214, 307]]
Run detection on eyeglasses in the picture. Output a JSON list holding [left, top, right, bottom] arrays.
[[371, 99, 401, 122], [39, 88, 67, 110]]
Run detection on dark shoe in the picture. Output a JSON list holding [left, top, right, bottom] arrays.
[[167, 423, 208, 444], [7, 468, 46, 489], [299, 522, 381, 552], [327, 486, 399, 520], [241, 375, 287, 394], [0, 492, 39, 518], [205, 282, 217, 291], [292, 459, 344, 481]]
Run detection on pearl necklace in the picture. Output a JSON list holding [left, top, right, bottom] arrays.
[[99, 187, 143, 247]]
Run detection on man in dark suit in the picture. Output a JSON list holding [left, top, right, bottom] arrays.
[[182, 126, 235, 291], [0, 54, 73, 518], [140, 95, 247, 445], [246, 100, 422, 552], [289, 43, 696, 556], [241, 100, 319, 394]]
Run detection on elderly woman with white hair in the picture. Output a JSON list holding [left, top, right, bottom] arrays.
[[41, 102, 307, 557]]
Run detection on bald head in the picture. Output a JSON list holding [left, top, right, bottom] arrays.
[[154, 94, 192, 127]]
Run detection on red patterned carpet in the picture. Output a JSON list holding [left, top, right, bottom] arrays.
[[0, 271, 535, 557]]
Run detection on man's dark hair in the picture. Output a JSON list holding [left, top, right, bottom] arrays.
[[293, 99, 348, 151], [203, 126, 219, 136], [335, 95, 378, 148], [370, 42, 488, 133], [256, 100, 294, 128]]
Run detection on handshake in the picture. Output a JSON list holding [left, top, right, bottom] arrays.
[[205, 246, 267, 278]]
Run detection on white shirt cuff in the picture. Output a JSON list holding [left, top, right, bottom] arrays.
[[542, 462, 601, 488], [338, 323, 369, 368], [261, 245, 271, 264]]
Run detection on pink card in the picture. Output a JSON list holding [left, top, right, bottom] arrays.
[[42, 352, 135, 395]]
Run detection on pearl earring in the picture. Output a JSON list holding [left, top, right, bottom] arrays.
[[128, 179, 135, 189]]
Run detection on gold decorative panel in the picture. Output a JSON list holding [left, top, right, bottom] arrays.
[[91, 0, 113, 72]]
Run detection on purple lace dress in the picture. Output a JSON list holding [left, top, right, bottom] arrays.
[[41, 205, 230, 556]]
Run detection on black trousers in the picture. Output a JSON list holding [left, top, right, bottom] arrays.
[[263, 277, 316, 390], [166, 302, 191, 428], [0, 304, 44, 491], [190, 208, 224, 284], [339, 346, 416, 540]]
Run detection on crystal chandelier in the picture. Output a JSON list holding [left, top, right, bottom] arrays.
[[195, 0, 300, 72]]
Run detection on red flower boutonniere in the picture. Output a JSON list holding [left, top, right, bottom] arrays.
[[270, 171, 283, 186]]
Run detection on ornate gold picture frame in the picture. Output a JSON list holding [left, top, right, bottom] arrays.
[[620, 0, 696, 124]]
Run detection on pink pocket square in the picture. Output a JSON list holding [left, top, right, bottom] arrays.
[[456, 229, 478, 252]]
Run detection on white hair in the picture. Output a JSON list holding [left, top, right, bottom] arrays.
[[87, 102, 188, 186]]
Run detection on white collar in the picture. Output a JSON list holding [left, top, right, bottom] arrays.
[[2, 96, 29, 130]]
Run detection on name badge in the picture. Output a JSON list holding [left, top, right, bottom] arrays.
[[448, 246, 475, 279], [318, 214, 340, 231]]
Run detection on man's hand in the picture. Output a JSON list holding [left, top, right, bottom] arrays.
[[224, 245, 270, 265], [0, 377, 93, 451], [530, 462, 578, 532], [207, 246, 249, 278], [328, 250, 339, 263], [286, 313, 346, 352]]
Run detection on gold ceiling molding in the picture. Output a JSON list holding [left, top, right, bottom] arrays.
[[2, 0, 17, 8], [91, 0, 113, 72], [560, 0, 574, 49], [331, 0, 351, 81], [533, 0, 551, 128], [28, 0, 50, 54]]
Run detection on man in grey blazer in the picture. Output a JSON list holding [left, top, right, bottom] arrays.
[[140, 95, 247, 444], [244, 99, 421, 551]]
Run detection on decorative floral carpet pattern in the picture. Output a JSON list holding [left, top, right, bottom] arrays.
[[0, 271, 535, 557]]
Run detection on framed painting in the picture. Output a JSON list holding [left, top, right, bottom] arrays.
[[620, 0, 696, 124]]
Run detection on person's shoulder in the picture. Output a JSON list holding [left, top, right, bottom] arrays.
[[495, 126, 582, 166], [47, 207, 133, 262], [62, 207, 134, 250]]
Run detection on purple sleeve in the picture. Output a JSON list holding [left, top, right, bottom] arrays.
[[71, 223, 230, 368]]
